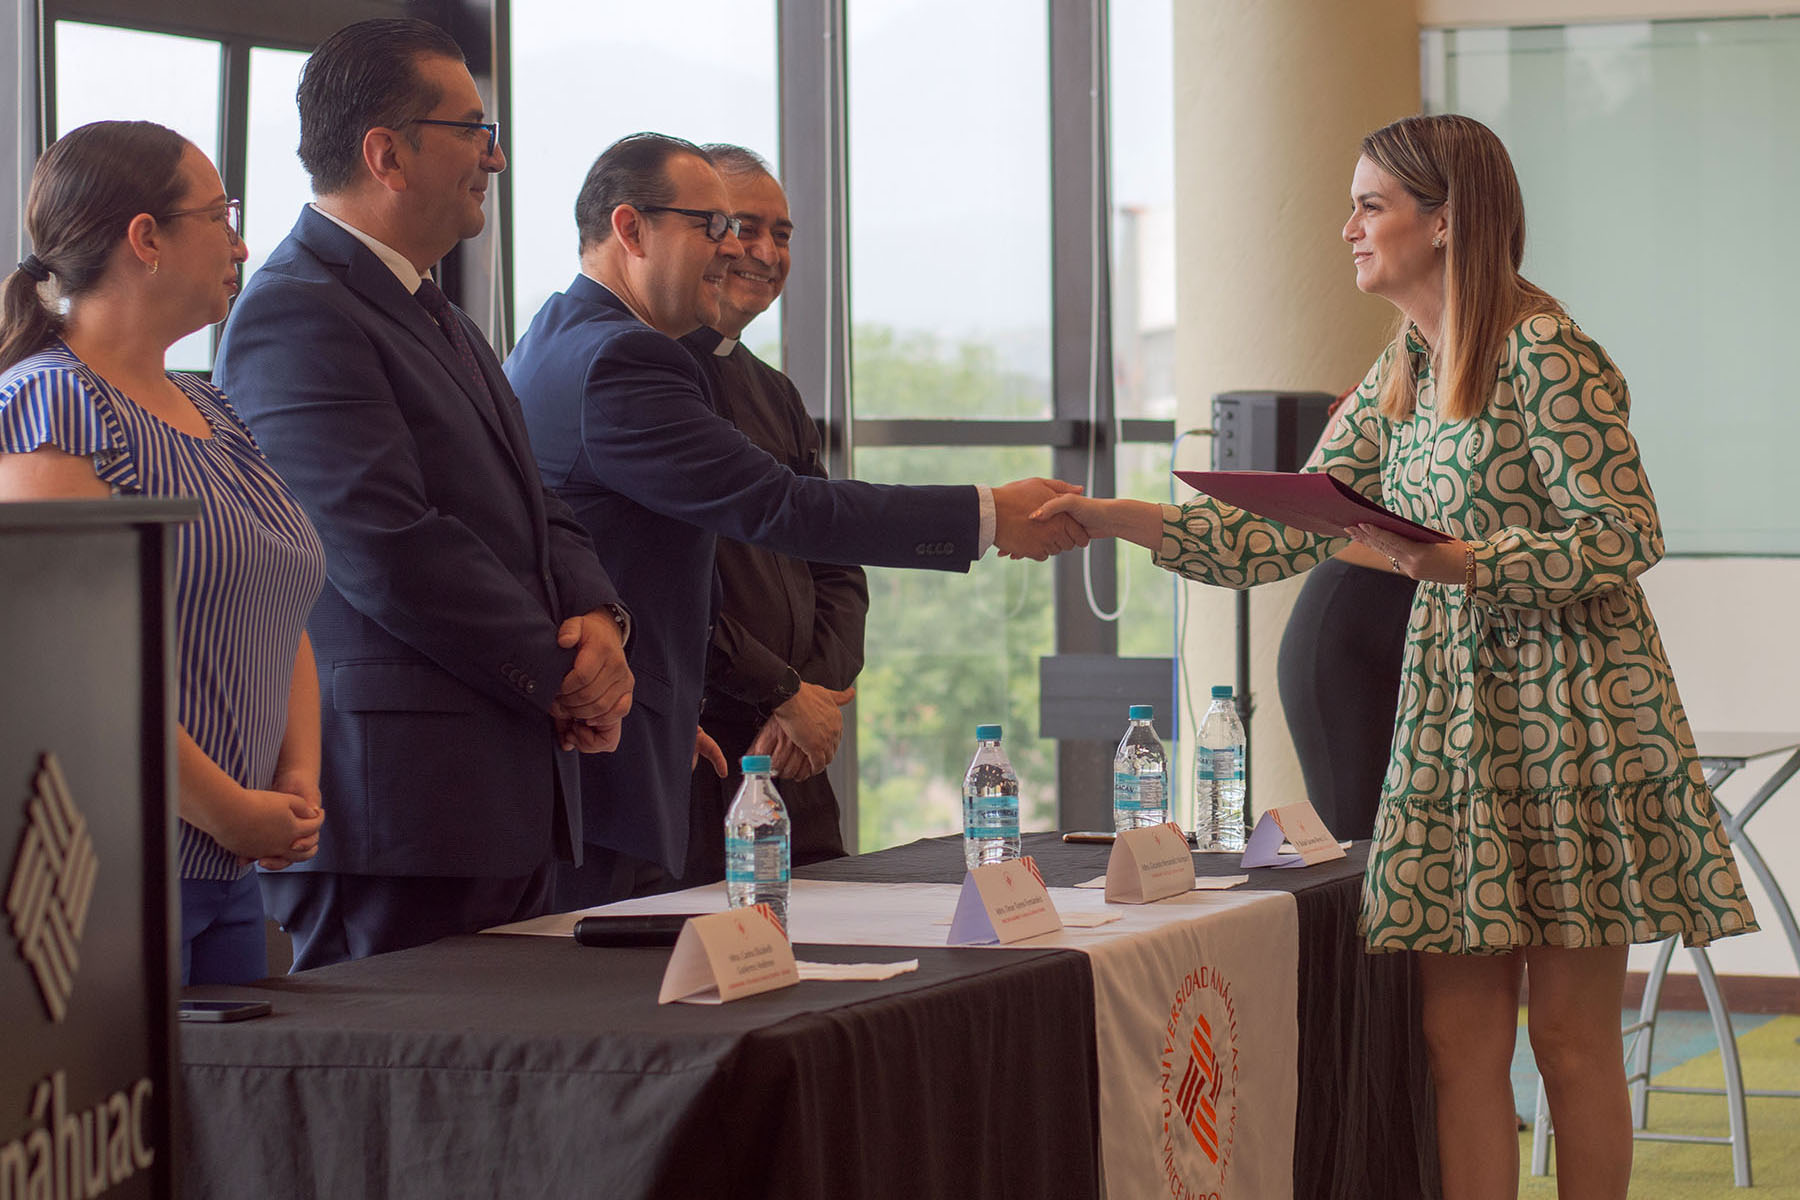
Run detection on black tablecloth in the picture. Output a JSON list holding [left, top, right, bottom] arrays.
[[182, 833, 1437, 1200], [802, 833, 1441, 1200], [181, 935, 1099, 1199]]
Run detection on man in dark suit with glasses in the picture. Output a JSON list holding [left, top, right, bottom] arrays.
[[215, 18, 633, 968], [505, 132, 1088, 905]]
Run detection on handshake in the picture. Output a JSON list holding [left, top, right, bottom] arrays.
[[992, 477, 1100, 561]]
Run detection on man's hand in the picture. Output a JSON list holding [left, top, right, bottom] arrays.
[[749, 721, 819, 781], [552, 610, 634, 723], [763, 682, 854, 771], [556, 714, 624, 754], [694, 728, 729, 777], [993, 477, 1088, 560]]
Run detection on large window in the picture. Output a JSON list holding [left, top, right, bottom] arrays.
[[53, 21, 223, 370], [843, 0, 1061, 844], [1426, 16, 1800, 555], [509, 0, 779, 352]]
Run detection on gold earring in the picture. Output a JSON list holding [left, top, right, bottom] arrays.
[[1432, 236, 1444, 250], [149, 260, 159, 275]]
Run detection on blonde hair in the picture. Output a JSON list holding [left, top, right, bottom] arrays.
[[1361, 114, 1561, 421]]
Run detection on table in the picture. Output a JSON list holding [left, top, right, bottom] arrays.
[[1531, 732, 1800, 1187], [179, 834, 1438, 1200]]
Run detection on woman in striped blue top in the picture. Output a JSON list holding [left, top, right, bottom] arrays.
[[0, 121, 326, 985]]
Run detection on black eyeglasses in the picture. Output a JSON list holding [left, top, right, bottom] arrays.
[[409, 117, 502, 157], [157, 198, 243, 246], [636, 206, 742, 243]]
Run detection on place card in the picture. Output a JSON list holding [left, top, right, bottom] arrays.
[[657, 905, 799, 1005], [1241, 801, 1347, 869], [1105, 823, 1197, 903], [947, 856, 1064, 945]]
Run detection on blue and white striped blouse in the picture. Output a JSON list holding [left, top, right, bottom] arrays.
[[0, 342, 326, 880]]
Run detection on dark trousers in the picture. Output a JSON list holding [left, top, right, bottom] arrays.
[[553, 716, 850, 909], [259, 864, 555, 972], [1275, 557, 1417, 841]]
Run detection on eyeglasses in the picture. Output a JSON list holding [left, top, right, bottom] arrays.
[[157, 198, 243, 246], [636, 206, 742, 243], [409, 117, 502, 157]]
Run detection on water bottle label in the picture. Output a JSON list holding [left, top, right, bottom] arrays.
[[966, 822, 1020, 839], [725, 835, 791, 884], [1195, 750, 1243, 783], [1113, 771, 1141, 810]]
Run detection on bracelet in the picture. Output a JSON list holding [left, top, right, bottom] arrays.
[[1463, 545, 1477, 596]]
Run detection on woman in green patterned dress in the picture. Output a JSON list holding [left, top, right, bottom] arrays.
[[1034, 113, 1756, 1200]]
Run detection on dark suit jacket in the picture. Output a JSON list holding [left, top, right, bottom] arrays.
[[505, 274, 974, 875], [684, 328, 866, 867], [214, 208, 621, 879]]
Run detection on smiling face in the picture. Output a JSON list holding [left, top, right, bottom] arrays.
[[712, 170, 792, 338], [634, 152, 741, 335], [1342, 155, 1445, 317], [398, 53, 505, 260], [157, 143, 250, 331]]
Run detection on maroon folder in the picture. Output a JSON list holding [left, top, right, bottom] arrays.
[[1172, 470, 1451, 543]]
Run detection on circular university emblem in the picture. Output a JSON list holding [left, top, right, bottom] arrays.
[[1158, 963, 1240, 1200]]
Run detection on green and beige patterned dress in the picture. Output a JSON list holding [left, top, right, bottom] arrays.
[[1157, 312, 1757, 954]]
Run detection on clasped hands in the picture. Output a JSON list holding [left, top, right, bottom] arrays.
[[992, 478, 1091, 560], [551, 609, 635, 752]]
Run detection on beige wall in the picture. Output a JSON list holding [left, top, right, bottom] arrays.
[[1170, 0, 1418, 822]]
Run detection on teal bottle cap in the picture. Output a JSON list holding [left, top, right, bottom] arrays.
[[741, 755, 772, 773], [1211, 685, 1234, 698], [975, 724, 1002, 741], [1128, 704, 1153, 720]]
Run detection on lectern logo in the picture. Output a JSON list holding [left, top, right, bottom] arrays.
[[7, 754, 99, 1022], [1158, 964, 1240, 1200]]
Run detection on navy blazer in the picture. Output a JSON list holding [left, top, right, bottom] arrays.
[[505, 274, 976, 875], [214, 208, 621, 879]]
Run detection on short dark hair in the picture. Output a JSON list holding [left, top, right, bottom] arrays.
[[1, 121, 188, 373], [699, 143, 773, 182], [574, 133, 712, 250], [297, 18, 465, 195]]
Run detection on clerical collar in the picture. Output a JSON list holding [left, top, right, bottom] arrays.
[[713, 335, 738, 357]]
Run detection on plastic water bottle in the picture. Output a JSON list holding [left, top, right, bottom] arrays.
[[1113, 704, 1169, 832], [725, 754, 791, 932], [1195, 686, 1247, 851], [962, 724, 1022, 871]]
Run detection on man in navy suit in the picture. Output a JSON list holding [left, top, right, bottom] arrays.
[[505, 134, 1087, 905], [214, 19, 634, 968]]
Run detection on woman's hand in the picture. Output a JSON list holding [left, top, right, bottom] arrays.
[[1029, 495, 1167, 550], [1346, 524, 1468, 584], [207, 787, 323, 869]]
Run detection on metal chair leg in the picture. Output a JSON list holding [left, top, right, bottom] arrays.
[[1530, 1076, 1553, 1176], [1688, 947, 1753, 1187]]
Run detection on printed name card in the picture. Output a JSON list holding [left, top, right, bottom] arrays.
[[658, 905, 799, 1005], [947, 856, 1063, 945], [1241, 801, 1347, 869], [1105, 823, 1196, 903]]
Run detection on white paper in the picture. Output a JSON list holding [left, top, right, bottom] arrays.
[[1076, 874, 1248, 891], [795, 959, 920, 982]]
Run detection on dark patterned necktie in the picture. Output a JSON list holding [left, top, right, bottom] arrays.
[[415, 278, 494, 403]]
